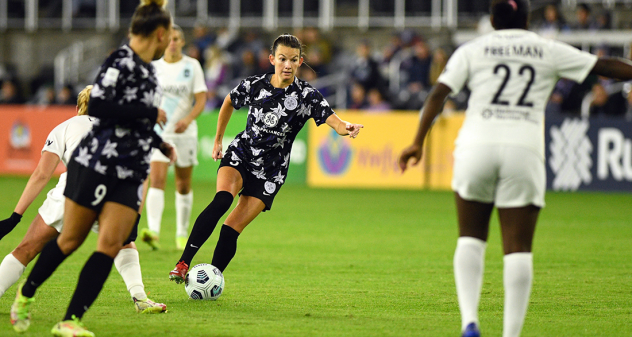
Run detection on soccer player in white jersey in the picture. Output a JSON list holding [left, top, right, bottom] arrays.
[[399, 1, 632, 336], [141, 24, 207, 250], [0, 86, 166, 321]]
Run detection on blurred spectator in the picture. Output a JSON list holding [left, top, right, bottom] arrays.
[[382, 31, 405, 64], [186, 44, 202, 62], [400, 40, 432, 98], [589, 83, 626, 117], [302, 27, 333, 66], [366, 88, 391, 112], [571, 4, 596, 30], [257, 46, 274, 74], [429, 48, 448, 86], [0, 79, 24, 104], [56, 85, 75, 105], [536, 4, 569, 38], [349, 40, 384, 92], [192, 23, 215, 65], [204, 46, 231, 110], [348, 82, 368, 110], [236, 49, 259, 79], [595, 11, 612, 30]]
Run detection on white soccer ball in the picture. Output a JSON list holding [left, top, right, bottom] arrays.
[[184, 263, 224, 300]]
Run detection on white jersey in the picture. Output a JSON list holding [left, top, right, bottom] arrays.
[[41, 115, 96, 193], [152, 55, 207, 138], [438, 29, 598, 158]]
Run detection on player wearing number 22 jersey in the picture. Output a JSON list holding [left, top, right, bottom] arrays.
[[440, 29, 597, 165], [397, 0, 632, 336]]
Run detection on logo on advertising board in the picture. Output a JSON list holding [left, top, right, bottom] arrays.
[[549, 118, 593, 191], [10, 121, 31, 149], [318, 130, 352, 176]]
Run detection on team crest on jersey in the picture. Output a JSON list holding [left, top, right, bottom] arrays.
[[284, 96, 298, 110], [184, 69, 190, 77], [263, 113, 279, 127], [264, 181, 276, 194]]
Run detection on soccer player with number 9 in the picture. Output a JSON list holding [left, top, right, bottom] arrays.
[[399, 1, 632, 336], [9, 0, 175, 336]]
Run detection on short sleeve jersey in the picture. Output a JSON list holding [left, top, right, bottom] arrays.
[[152, 55, 207, 138], [228, 73, 335, 184], [42, 115, 97, 195], [72, 45, 163, 182], [437, 29, 598, 158]]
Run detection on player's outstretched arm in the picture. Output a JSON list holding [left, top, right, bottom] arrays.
[[398, 83, 452, 173], [325, 114, 364, 138], [0, 151, 60, 240], [213, 94, 235, 161], [590, 57, 632, 80]]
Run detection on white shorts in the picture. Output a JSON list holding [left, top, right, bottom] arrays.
[[451, 145, 546, 208], [150, 136, 198, 167], [38, 185, 99, 233]]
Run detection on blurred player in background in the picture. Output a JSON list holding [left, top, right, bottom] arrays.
[[0, 85, 166, 314], [168, 33, 363, 284], [140, 24, 207, 251], [399, 1, 632, 336], [10, 1, 175, 336]]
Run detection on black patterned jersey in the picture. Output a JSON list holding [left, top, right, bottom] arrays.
[[228, 73, 335, 185], [71, 45, 163, 182]]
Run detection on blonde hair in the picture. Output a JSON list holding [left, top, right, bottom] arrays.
[[139, 0, 167, 8], [77, 85, 92, 116]]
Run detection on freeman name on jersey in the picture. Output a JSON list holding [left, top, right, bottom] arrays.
[[484, 45, 543, 59]]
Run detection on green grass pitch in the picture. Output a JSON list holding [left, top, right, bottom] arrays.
[[0, 176, 630, 336]]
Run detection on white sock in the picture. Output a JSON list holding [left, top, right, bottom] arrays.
[[0, 254, 26, 299], [175, 191, 193, 238], [503, 252, 533, 337], [146, 187, 165, 235], [454, 236, 487, 331], [114, 248, 146, 300]]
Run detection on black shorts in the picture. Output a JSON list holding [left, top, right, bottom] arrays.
[[65, 160, 143, 213], [218, 153, 282, 211]]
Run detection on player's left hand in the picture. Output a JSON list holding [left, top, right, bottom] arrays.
[[174, 118, 191, 133], [346, 123, 364, 139], [398, 144, 423, 173], [160, 142, 177, 164]]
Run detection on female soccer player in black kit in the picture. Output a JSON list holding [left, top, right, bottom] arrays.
[[10, 0, 175, 336], [169, 34, 364, 283]]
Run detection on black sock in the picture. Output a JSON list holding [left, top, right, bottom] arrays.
[[179, 191, 233, 265], [22, 239, 68, 298], [211, 225, 240, 272], [64, 252, 114, 320]]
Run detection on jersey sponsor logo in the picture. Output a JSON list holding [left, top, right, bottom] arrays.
[[480, 107, 537, 124], [549, 118, 592, 191], [284, 96, 298, 110], [263, 181, 276, 195], [162, 84, 188, 95], [263, 112, 279, 128]]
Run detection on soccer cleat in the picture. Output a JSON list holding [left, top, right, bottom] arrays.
[[10, 283, 34, 333], [51, 315, 95, 337], [140, 228, 160, 250], [462, 322, 480, 337], [134, 297, 167, 314], [175, 236, 187, 250], [168, 261, 189, 284]]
